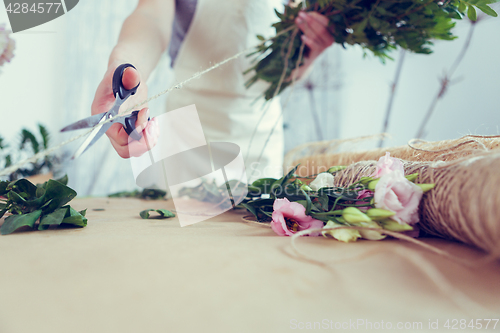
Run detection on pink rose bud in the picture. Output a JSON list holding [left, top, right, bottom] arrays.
[[374, 171, 423, 225], [372, 152, 405, 178]]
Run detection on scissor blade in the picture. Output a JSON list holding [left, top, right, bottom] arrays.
[[72, 118, 113, 159], [61, 113, 107, 132]]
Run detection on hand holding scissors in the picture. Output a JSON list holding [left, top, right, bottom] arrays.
[[62, 63, 159, 159]]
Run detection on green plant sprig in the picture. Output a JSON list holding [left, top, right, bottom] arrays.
[[246, 0, 498, 100], [0, 124, 61, 181], [108, 188, 167, 200], [0, 175, 87, 235]]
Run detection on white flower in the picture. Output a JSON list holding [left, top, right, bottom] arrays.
[[358, 221, 386, 241], [309, 172, 334, 191], [322, 220, 361, 243]]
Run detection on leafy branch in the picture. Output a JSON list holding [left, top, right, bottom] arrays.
[[0, 124, 61, 181], [247, 0, 498, 100]]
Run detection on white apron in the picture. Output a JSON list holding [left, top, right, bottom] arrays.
[[166, 0, 285, 181]]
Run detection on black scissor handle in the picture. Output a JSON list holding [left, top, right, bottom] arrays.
[[123, 110, 151, 141], [112, 63, 140, 101]]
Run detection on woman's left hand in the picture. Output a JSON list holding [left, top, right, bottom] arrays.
[[293, 11, 335, 79]]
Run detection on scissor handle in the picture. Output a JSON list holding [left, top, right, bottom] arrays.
[[112, 63, 140, 101], [123, 110, 151, 141]]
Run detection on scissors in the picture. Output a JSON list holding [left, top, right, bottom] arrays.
[[61, 63, 148, 159]]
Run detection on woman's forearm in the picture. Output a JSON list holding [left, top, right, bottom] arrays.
[[109, 0, 174, 80]]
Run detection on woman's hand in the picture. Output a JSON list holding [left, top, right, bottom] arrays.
[[293, 11, 335, 79], [91, 64, 159, 158], [90, 0, 174, 159]]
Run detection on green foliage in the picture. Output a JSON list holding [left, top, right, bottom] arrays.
[[177, 178, 246, 207], [108, 188, 167, 200], [247, 0, 499, 100], [0, 175, 86, 235], [0, 124, 60, 181]]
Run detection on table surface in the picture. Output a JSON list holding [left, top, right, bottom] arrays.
[[1, 198, 499, 333]]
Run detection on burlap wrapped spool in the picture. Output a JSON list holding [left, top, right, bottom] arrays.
[[286, 135, 500, 258]]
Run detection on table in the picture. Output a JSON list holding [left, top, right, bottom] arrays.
[[1, 198, 499, 333]]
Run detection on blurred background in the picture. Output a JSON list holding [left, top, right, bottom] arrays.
[[1, 0, 499, 195]]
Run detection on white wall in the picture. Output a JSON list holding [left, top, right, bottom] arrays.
[[0, 11, 65, 141], [334, 15, 500, 147]]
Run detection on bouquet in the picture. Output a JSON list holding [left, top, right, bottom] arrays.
[[245, 0, 499, 100], [241, 153, 434, 242]]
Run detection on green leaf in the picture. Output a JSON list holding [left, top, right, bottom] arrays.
[[55, 174, 69, 186], [0, 134, 6, 149], [61, 206, 87, 227], [0, 181, 10, 196], [274, 8, 288, 20], [41, 180, 77, 213], [140, 209, 176, 219], [40, 199, 53, 210], [35, 186, 45, 198], [19, 129, 40, 154], [156, 209, 175, 218], [467, 5, 477, 20], [241, 203, 258, 219], [140, 188, 167, 200], [316, 194, 330, 212], [271, 165, 298, 194], [251, 178, 278, 194], [108, 190, 141, 198], [1, 210, 42, 235], [5, 155, 12, 168], [300, 189, 313, 215], [7, 191, 27, 205], [38, 124, 50, 149], [476, 4, 497, 16], [376, 6, 387, 15], [38, 207, 68, 230], [458, 1, 467, 12], [354, 17, 369, 33], [7, 179, 37, 198]]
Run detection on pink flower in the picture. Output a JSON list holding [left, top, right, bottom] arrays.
[[271, 198, 324, 236], [372, 152, 404, 178], [356, 189, 373, 211], [374, 171, 423, 225], [0, 25, 15, 67], [357, 189, 373, 200]]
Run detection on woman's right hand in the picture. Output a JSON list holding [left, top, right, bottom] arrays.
[[91, 63, 159, 158]]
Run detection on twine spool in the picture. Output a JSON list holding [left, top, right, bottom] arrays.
[[288, 136, 500, 258], [286, 135, 500, 172]]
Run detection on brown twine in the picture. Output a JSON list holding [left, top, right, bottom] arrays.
[[286, 134, 500, 172], [286, 135, 500, 258], [241, 215, 273, 227]]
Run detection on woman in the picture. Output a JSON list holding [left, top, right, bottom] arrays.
[[91, 0, 334, 180]]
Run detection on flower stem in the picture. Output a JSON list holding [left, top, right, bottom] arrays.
[[312, 210, 344, 217]]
